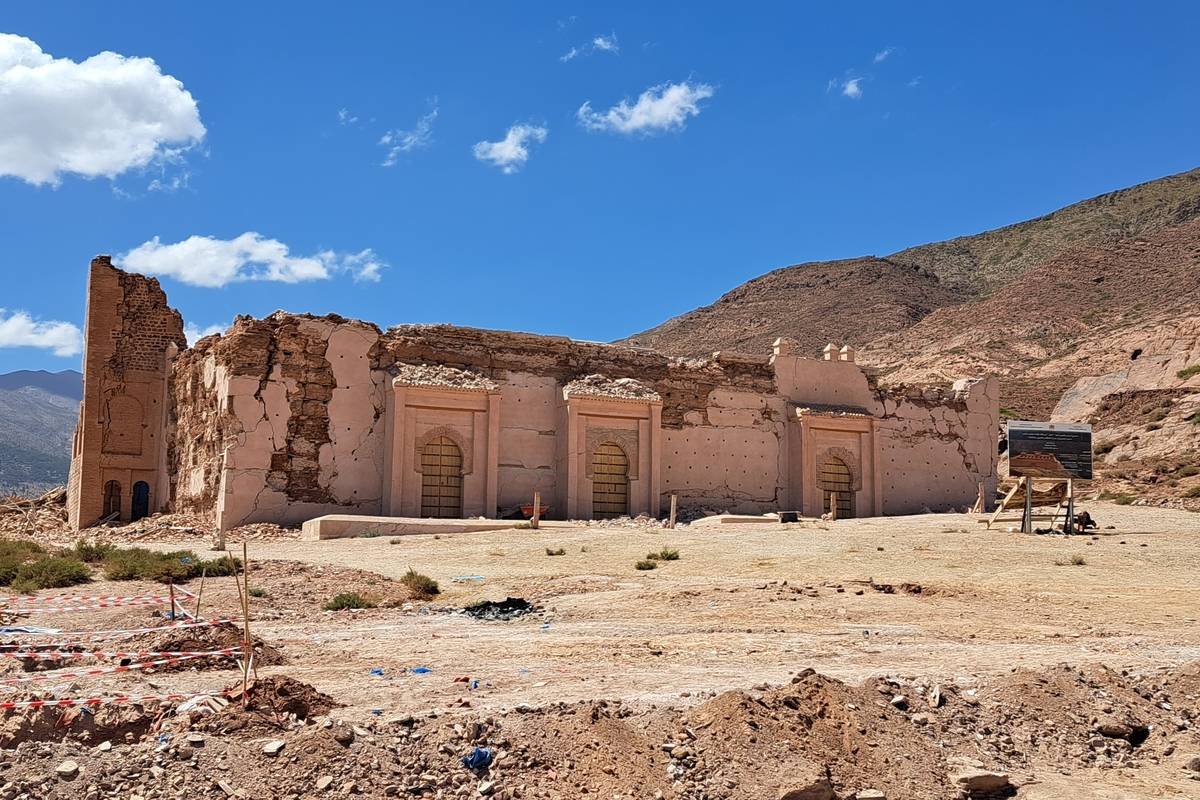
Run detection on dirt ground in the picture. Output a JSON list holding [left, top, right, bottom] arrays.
[[1, 503, 1199, 798]]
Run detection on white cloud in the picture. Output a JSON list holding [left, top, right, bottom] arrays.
[[0, 33, 205, 187], [560, 32, 619, 61], [472, 124, 547, 174], [337, 107, 359, 126], [842, 78, 863, 99], [119, 233, 386, 288], [379, 107, 438, 166], [0, 309, 82, 357], [592, 33, 619, 53], [183, 321, 226, 346], [577, 80, 714, 135], [908, 76, 922, 88], [873, 47, 895, 63]]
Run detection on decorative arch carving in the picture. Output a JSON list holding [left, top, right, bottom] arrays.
[[585, 427, 640, 479], [414, 425, 473, 475], [816, 447, 862, 491]]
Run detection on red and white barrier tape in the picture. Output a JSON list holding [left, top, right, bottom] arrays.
[[5, 597, 174, 614], [0, 617, 241, 641], [0, 650, 237, 686], [0, 593, 176, 606], [0, 690, 228, 711], [0, 646, 246, 661]]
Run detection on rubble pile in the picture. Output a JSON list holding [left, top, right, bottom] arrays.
[[0, 663, 1193, 799], [392, 362, 499, 391], [563, 374, 662, 401]]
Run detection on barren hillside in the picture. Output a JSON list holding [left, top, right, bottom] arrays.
[[623, 167, 1200, 357]]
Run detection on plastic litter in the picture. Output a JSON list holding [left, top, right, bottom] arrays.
[[369, 667, 385, 677], [409, 666, 432, 674], [451, 575, 485, 583], [460, 746, 493, 770]]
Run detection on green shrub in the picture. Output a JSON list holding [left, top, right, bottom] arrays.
[[1099, 491, 1136, 505], [545, 547, 566, 556], [248, 586, 267, 598], [1176, 465, 1199, 478], [1176, 364, 1200, 380], [634, 559, 657, 571], [323, 592, 376, 611], [71, 539, 116, 563], [400, 568, 439, 598], [11, 557, 91, 593], [647, 547, 680, 561], [1184, 486, 1200, 499], [1188, 411, 1200, 425], [102, 547, 240, 583], [0, 540, 48, 586]]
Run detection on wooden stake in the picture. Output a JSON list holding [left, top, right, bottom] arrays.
[[193, 567, 207, 621], [531, 492, 540, 530], [241, 541, 255, 693], [829, 492, 838, 521], [168, 580, 176, 621], [667, 494, 677, 529]]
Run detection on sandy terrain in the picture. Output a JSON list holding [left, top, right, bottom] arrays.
[[2, 503, 1199, 798]]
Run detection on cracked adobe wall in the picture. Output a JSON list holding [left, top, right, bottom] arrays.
[[875, 377, 999, 514], [170, 313, 390, 530]]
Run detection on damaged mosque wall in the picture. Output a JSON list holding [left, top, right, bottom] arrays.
[[67, 258, 1000, 532]]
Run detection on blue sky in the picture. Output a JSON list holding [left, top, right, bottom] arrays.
[[1, 1, 1198, 372]]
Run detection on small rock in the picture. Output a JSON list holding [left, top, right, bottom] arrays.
[[316, 776, 335, 791], [217, 780, 238, 796], [263, 740, 286, 756], [55, 761, 79, 778], [186, 734, 205, 747], [477, 780, 495, 796], [890, 695, 909, 711], [856, 791, 886, 800], [1184, 756, 1200, 772], [951, 769, 1013, 797], [928, 685, 943, 708], [332, 727, 355, 746], [96, 741, 112, 752]]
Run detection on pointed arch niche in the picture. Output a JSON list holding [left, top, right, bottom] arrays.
[[383, 378, 501, 518]]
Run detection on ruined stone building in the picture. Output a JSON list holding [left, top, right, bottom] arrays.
[[67, 257, 999, 532]]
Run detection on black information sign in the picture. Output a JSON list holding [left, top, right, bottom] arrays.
[[1007, 421, 1093, 480]]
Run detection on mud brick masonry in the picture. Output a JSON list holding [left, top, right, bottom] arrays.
[[67, 257, 1000, 532]]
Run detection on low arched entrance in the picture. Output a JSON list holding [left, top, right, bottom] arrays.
[[820, 457, 854, 519], [420, 436, 464, 518], [131, 481, 150, 522], [103, 480, 122, 520], [591, 442, 629, 519]]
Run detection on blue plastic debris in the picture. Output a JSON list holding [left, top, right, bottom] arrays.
[[410, 666, 432, 674], [460, 746, 493, 770], [469, 679, 480, 691], [369, 667, 385, 677], [370, 708, 382, 715]]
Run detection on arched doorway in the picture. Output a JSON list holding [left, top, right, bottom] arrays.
[[820, 457, 854, 519], [131, 481, 150, 522], [591, 442, 629, 519], [420, 436, 463, 518], [103, 480, 122, 520]]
